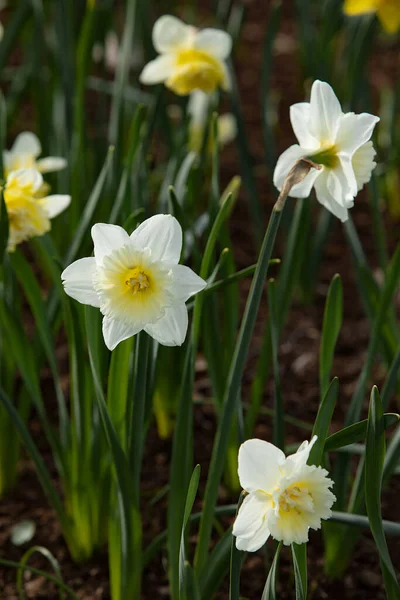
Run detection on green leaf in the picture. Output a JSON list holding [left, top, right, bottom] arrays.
[[324, 413, 399, 452], [268, 279, 284, 450], [17, 546, 63, 600], [10, 251, 69, 446], [0, 559, 79, 600], [64, 147, 114, 267], [365, 387, 400, 597], [309, 377, 339, 466], [168, 348, 195, 600], [261, 542, 282, 600], [291, 543, 307, 600], [85, 306, 141, 599], [319, 275, 343, 397], [331, 511, 400, 536], [179, 465, 201, 599], [199, 528, 233, 599], [229, 493, 245, 600]]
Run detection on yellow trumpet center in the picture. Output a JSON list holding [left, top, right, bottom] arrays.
[[167, 48, 225, 95], [124, 267, 150, 295]]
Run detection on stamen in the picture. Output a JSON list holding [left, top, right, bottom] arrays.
[[125, 267, 150, 295]]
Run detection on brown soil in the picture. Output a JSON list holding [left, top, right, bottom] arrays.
[[1, 0, 400, 598]]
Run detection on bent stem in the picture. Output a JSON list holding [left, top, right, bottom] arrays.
[[194, 159, 320, 574]]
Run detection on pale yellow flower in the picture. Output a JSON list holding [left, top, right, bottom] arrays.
[[4, 169, 70, 251], [344, 0, 400, 34], [140, 16, 232, 96], [3, 132, 67, 178]]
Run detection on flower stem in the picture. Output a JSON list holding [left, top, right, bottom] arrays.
[[194, 159, 319, 574]]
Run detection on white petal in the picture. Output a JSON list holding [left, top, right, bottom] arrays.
[[7, 168, 43, 193], [193, 28, 232, 59], [152, 15, 192, 53], [11, 132, 41, 158], [38, 195, 70, 218], [290, 102, 319, 149], [327, 162, 355, 207], [61, 257, 100, 307], [238, 439, 285, 494], [309, 80, 342, 143], [102, 317, 142, 351], [273, 145, 310, 195], [236, 519, 271, 552], [169, 264, 206, 301], [139, 55, 175, 85], [130, 214, 182, 264], [144, 303, 188, 346], [36, 156, 67, 173], [338, 155, 358, 199], [335, 112, 379, 155], [314, 170, 350, 222], [352, 141, 376, 191], [91, 223, 130, 264], [233, 492, 272, 552], [284, 435, 317, 474]]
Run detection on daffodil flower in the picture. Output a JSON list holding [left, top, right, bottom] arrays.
[[273, 80, 379, 222], [61, 215, 207, 350], [344, 0, 400, 34], [233, 436, 335, 550], [187, 90, 237, 153], [3, 132, 67, 177], [139, 15, 232, 96], [4, 169, 71, 252]]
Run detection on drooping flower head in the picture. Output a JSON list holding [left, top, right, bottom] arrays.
[[273, 80, 379, 222], [3, 132, 67, 177], [233, 436, 335, 550], [140, 15, 232, 96], [187, 90, 237, 153], [344, 0, 400, 34], [61, 215, 207, 350], [4, 169, 71, 252]]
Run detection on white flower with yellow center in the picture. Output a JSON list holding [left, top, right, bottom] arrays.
[[187, 90, 237, 153], [4, 169, 71, 252], [233, 436, 335, 550], [273, 80, 379, 222], [3, 132, 67, 177], [139, 15, 232, 96], [61, 215, 207, 350]]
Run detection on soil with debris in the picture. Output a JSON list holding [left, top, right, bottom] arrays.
[[1, 0, 400, 598]]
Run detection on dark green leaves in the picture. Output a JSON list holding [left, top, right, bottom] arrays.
[[365, 387, 400, 598]]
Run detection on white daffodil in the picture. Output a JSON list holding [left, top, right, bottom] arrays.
[[187, 90, 237, 153], [233, 436, 335, 550], [273, 80, 379, 222], [4, 169, 71, 252], [139, 15, 232, 96], [3, 132, 67, 177], [61, 215, 207, 351]]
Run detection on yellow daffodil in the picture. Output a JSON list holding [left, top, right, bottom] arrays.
[[4, 169, 71, 251], [344, 0, 400, 34], [140, 15, 232, 96]]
